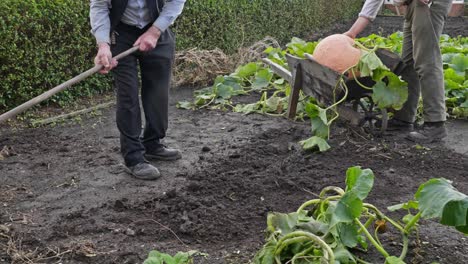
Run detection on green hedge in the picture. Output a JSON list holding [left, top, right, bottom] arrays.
[[173, 0, 362, 52], [0, 0, 362, 112], [0, 0, 110, 112]]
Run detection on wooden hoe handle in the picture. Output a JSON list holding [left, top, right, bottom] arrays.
[[0, 46, 140, 124]]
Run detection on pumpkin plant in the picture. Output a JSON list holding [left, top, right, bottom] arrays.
[[253, 166, 468, 264], [178, 34, 467, 151], [358, 33, 468, 118], [142, 250, 204, 264], [298, 34, 408, 151]]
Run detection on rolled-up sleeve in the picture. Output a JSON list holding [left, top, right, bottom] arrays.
[[90, 0, 111, 44], [153, 0, 186, 32], [359, 0, 384, 21]]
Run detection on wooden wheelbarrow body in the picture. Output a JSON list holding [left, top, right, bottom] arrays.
[[264, 49, 407, 130]]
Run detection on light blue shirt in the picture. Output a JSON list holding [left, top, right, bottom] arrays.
[[121, 0, 152, 29], [90, 0, 186, 44], [359, 0, 385, 21]]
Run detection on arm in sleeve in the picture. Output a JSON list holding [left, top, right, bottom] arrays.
[[153, 0, 186, 32], [358, 0, 385, 21], [90, 0, 112, 44]]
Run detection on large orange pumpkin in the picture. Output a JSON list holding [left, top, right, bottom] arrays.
[[312, 34, 361, 74]]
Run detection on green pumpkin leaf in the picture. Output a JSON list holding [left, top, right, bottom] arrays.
[[176, 101, 193, 110], [445, 68, 465, 84], [266, 212, 299, 235], [233, 102, 260, 114], [223, 76, 244, 92], [304, 102, 326, 122], [194, 97, 207, 106], [143, 250, 202, 264], [252, 68, 273, 90], [445, 79, 463, 90], [372, 75, 408, 110], [333, 243, 356, 263], [251, 78, 270, 90], [345, 166, 374, 200], [310, 116, 329, 139], [453, 106, 468, 117], [274, 78, 285, 85], [441, 198, 468, 234], [330, 167, 374, 227], [235, 62, 259, 79], [144, 251, 173, 264], [449, 54, 468, 76], [331, 192, 363, 226], [442, 53, 457, 64], [161, 254, 176, 264], [304, 103, 329, 139], [173, 250, 201, 263], [359, 50, 390, 78], [286, 37, 317, 58], [337, 223, 359, 248], [215, 84, 234, 99], [143, 251, 164, 264], [415, 178, 468, 234], [299, 136, 331, 152], [296, 218, 329, 236], [253, 241, 276, 264], [264, 96, 281, 112]]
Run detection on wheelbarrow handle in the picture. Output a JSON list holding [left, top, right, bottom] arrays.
[[0, 46, 140, 124]]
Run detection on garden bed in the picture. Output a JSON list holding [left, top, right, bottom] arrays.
[[0, 16, 467, 264]]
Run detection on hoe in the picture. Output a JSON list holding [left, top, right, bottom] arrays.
[[0, 46, 139, 124]]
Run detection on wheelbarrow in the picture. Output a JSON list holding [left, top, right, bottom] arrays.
[[263, 49, 408, 133]]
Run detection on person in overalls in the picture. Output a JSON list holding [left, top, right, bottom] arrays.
[[344, 0, 452, 143], [90, 0, 186, 180]]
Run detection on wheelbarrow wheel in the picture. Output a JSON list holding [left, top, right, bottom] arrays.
[[352, 96, 388, 134]]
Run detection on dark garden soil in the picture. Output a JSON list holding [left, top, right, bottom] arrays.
[[1, 16, 467, 264]]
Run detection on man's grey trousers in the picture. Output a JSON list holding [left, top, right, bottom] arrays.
[[395, 0, 452, 123]]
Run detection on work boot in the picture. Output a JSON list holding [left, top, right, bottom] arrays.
[[377, 118, 414, 131], [127, 162, 161, 180], [407, 122, 447, 143], [145, 146, 182, 161]]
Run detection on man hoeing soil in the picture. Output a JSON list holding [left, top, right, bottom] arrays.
[[90, 0, 186, 180]]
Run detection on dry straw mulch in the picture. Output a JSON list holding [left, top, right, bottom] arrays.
[[173, 37, 281, 87]]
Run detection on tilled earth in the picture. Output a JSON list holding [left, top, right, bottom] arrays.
[[1, 16, 467, 264]]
